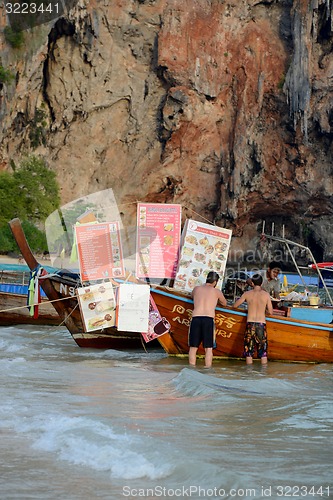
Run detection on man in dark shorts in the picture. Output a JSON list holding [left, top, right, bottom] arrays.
[[233, 274, 273, 365], [188, 271, 227, 368]]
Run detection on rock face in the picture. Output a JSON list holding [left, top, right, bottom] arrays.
[[0, 0, 332, 267]]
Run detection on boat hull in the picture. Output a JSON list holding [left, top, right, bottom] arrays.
[[0, 271, 60, 326], [71, 330, 146, 349], [50, 279, 151, 349], [151, 287, 333, 363], [8, 218, 147, 350], [0, 291, 60, 326]]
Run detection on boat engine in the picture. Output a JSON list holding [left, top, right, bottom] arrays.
[[223, 271, 250, 300]]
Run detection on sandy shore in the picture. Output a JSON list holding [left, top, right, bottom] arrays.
[[0, 255, 52, 266]]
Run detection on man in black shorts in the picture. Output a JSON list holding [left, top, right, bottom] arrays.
[[188, 271, 227, 368]]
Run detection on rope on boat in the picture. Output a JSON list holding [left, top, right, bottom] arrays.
[[54, 301, 80, 328], [140, 334, 148, 353], [25, 301, 80, 341], [182, 205, 214, 225], [0, 294, 76, 315], [0, 295, 80, 341]]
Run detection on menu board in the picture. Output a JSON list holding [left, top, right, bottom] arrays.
[[117, 283, 150, 333], [77, 282, 116, 332], [174, 219, 232, 292], [75, 222, 124, 282], [141, 295, 171, 343], [136, 203, 182, 279]]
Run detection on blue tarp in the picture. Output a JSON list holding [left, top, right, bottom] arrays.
[[318, 270, 333, 289], [0, 283, 46, 297]]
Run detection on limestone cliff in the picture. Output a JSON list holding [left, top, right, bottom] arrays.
[[0, 0, 332, 266]]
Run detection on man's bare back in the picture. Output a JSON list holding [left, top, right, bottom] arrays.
[[192, 283, 227, 318], [233, 287, 273, 322], [233, 274, 273, 365]]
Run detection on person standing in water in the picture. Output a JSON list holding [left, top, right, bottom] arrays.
[[233, 274, 273, 365], [188, 271, 227, 368]]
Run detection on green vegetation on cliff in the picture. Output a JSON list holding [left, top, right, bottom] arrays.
[[0, 64, 15, 85], [4, 26, 25, 49], [0, 155, 60, 253]]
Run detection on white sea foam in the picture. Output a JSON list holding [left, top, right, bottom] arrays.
[[13, 413, 174, 480]]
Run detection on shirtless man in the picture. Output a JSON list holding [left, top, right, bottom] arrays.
[[233, 274, 273, 365], [189, 271, 227, 368]]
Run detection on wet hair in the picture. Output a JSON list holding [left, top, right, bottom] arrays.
[[206, 271, 220, 284], [251, 274, 263, 286], [268, 261, 282, 271]]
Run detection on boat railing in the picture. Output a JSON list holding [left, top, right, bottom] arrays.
[[262, 232, 333, 306], [0, 270, 29, 286]]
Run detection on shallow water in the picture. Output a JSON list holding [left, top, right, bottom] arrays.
[[0, 324, 332, 500]]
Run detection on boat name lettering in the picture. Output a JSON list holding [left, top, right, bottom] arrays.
[[216, 329, 232, 339], [172, 316, 190, 327], [215, 314, 237, 329], [59, 283, 76, 297], [171, 304, 192, 317]]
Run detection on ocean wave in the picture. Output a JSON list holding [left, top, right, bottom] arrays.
[[168, 367, 312, 401], [14, 413, 175, 480]]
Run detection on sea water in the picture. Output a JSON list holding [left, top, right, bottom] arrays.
[[0, 324, 332, 500]]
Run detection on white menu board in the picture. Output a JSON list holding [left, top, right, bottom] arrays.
[[174, 219, 232, 292], [117, 283, 150, 333], [77, 281, 116, 332]]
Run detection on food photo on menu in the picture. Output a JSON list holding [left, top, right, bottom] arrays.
[[77, 283, 117, 332], [174, 219, 232, 292]]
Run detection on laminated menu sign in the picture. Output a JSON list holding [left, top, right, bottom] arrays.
[[77, 282, 116, 332], [174, 219, 232, 292], [141, 295, 171, 343], [136, 203, 182, 279], [117, 283, 150, 333], [75, 222, 125, 282]]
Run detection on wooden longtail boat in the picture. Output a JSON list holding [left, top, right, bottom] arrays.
[[150, 285, 333, 363], [151, 229, 333, 363], [8, 218, 150, 350], [0, 270, 60, 326]]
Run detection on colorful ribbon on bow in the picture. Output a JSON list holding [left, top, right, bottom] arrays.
[[27, 266, 43, 319]]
